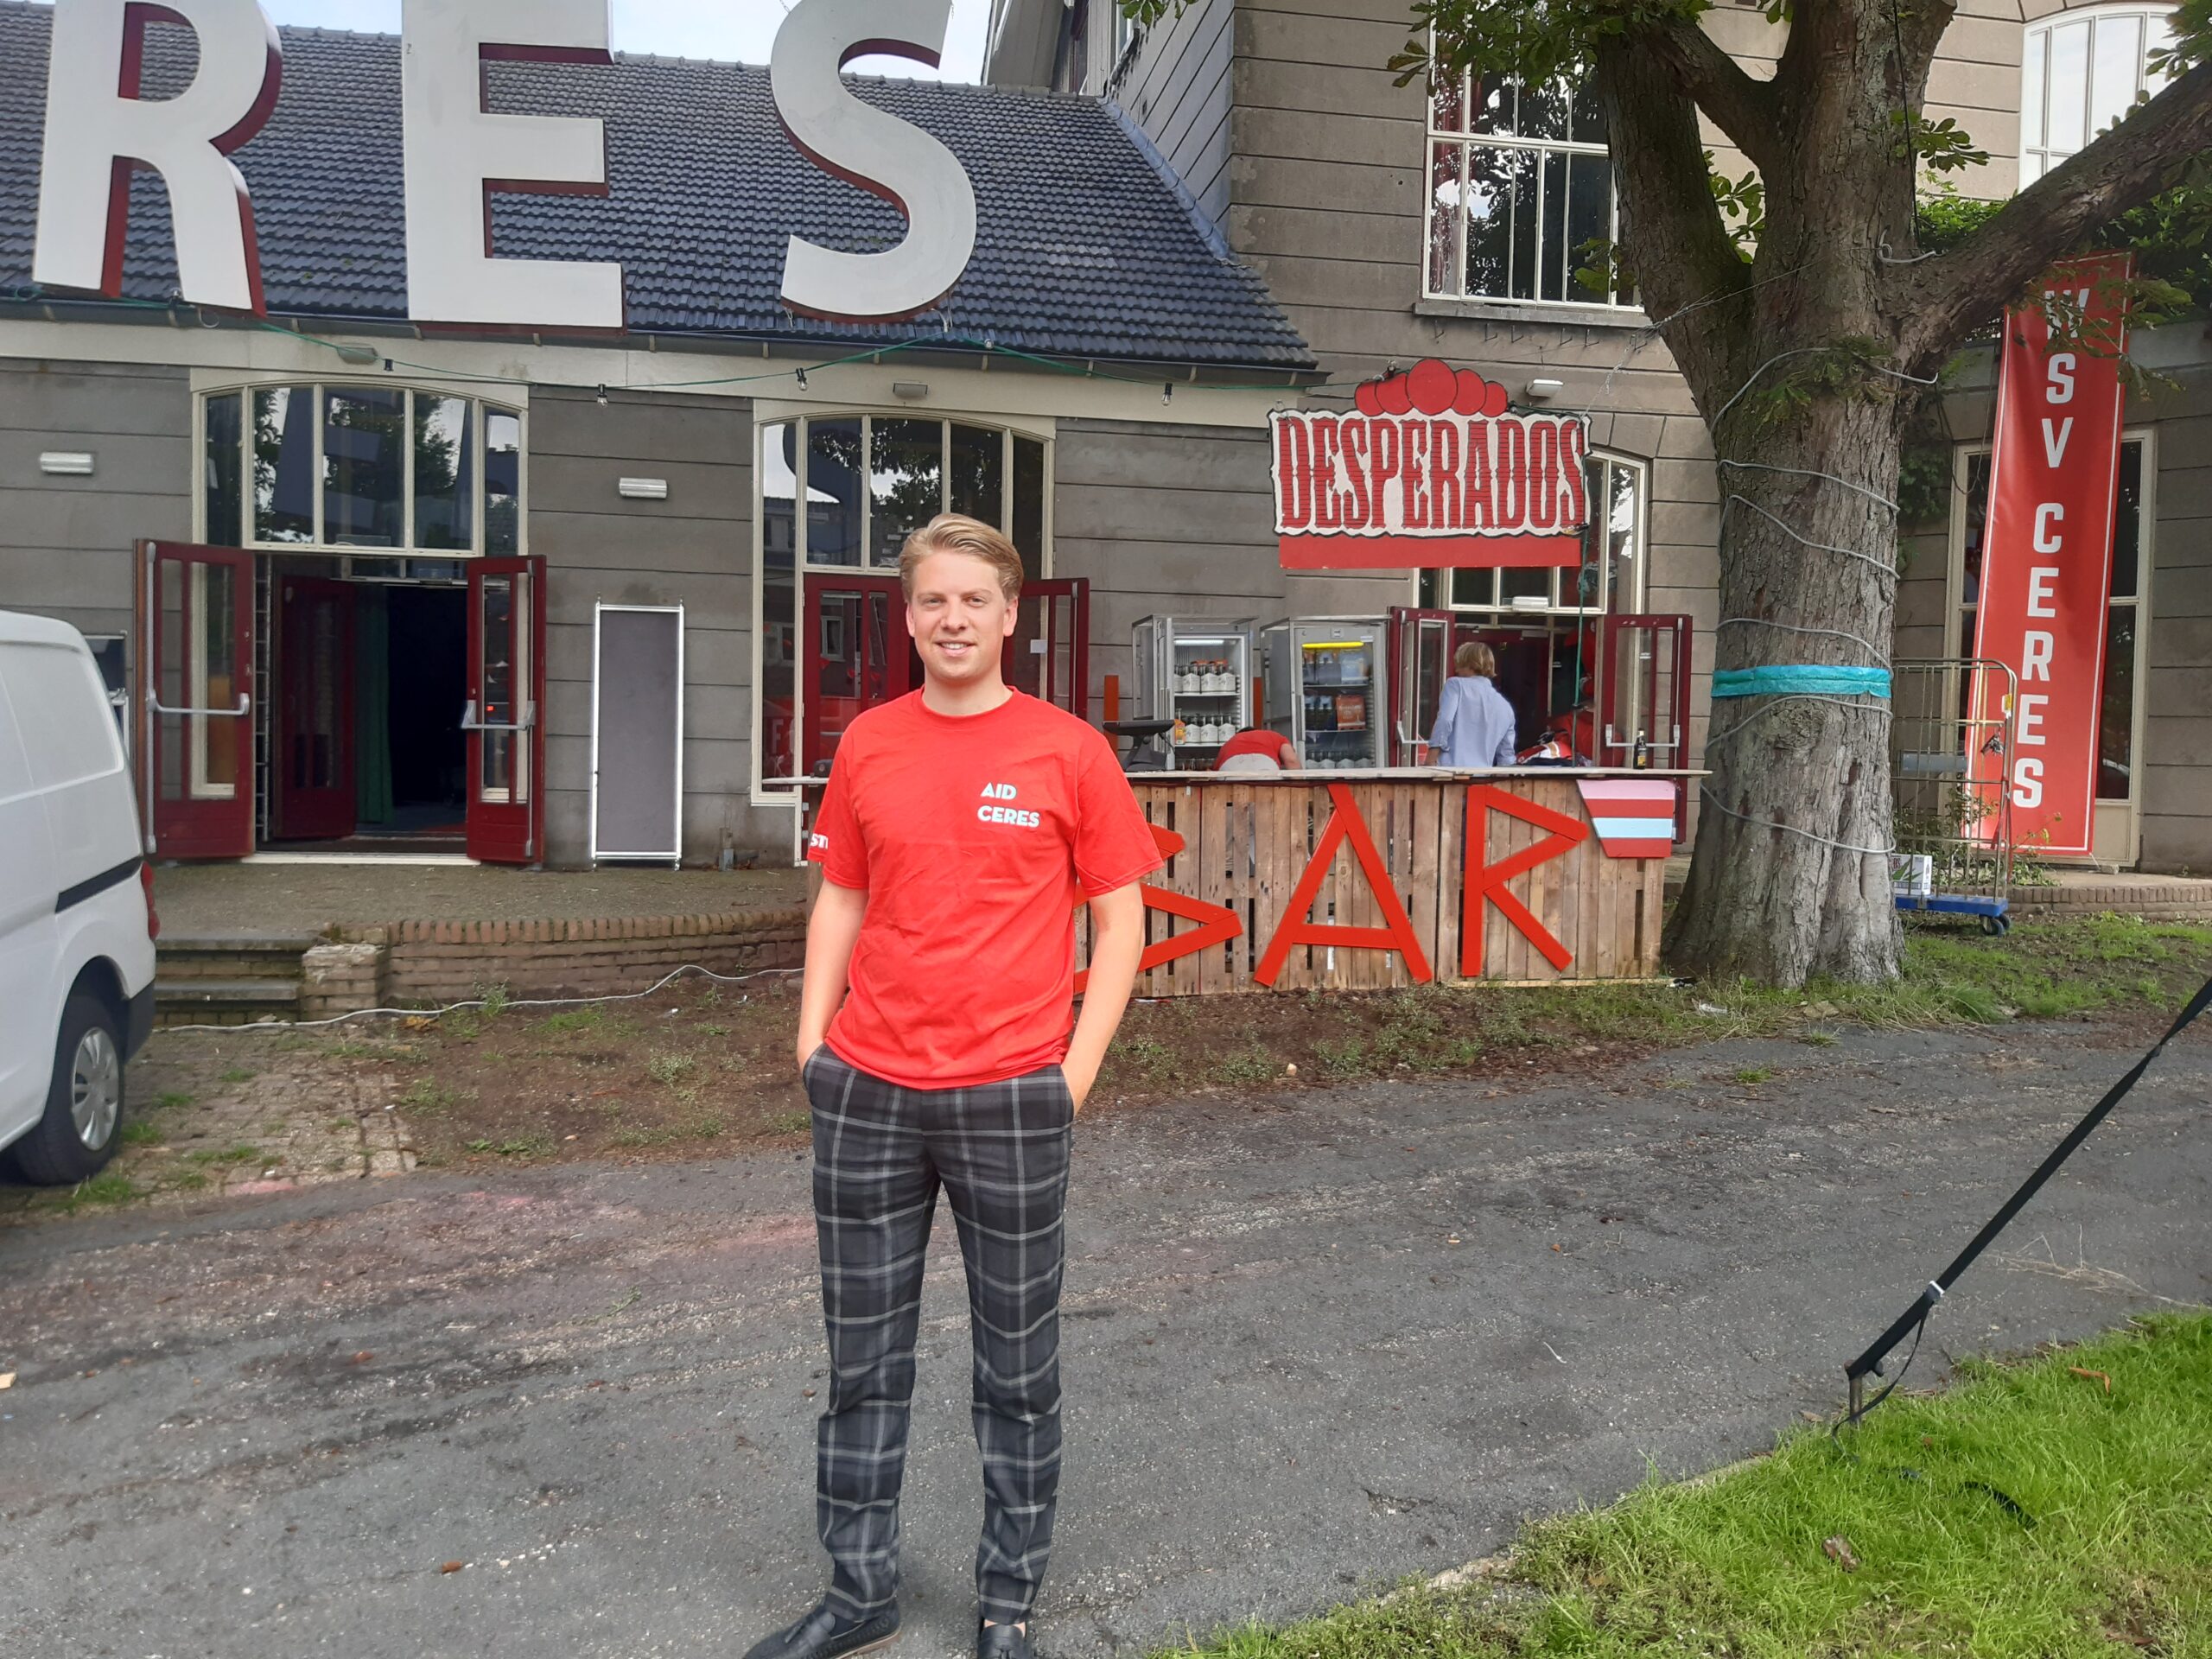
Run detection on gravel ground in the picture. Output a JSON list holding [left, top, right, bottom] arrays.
[[1, 1018, 2207, 1659]]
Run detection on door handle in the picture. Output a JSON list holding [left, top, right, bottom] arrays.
[[148, 692, 251, 718], [460, 699, 537, 734]]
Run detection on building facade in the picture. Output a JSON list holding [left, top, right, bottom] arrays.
[[1, 1, 2206, 875], [993, 0, 2212, 871]]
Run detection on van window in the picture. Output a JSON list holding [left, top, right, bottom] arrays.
[[0, 644, 123, 792], [0, 666, 31, 804]]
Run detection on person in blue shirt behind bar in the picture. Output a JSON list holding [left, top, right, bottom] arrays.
[[1428, 641, 1517, 769]]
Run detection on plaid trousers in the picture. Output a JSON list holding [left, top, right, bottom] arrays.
[[804, 1045, 1075, 1626]]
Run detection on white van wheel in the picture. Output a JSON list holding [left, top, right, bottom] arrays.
[[9, 992, 127, 1187]]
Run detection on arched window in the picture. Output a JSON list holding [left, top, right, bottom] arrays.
[[198, 385, 524, 559], [2021, 5, 2177, 184], [754, 416, 1053, 794]]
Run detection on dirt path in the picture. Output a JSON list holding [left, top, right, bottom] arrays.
[[2, 1020, 2207, 1659]]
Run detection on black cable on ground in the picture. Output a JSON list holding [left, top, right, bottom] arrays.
[[1840, 971, 2212, 1425]]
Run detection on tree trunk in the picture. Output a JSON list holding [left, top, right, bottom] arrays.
[[1662, 393, 1908, 985]]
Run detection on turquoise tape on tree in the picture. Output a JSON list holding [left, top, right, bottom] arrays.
[[1711, 665, 1892, 700]]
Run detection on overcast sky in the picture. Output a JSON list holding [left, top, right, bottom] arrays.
[[242, 0, 995, 81]]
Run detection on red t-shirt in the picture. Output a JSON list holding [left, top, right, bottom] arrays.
[[1213, 728, 1295, 769], [807, 690, 1163, 1089]]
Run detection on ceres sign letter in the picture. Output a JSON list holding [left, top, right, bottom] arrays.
[[30, 0, 980, 328]]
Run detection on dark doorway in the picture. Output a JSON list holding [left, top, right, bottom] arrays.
[[372, 585, 467, 837], [261, 572, 468, 852]]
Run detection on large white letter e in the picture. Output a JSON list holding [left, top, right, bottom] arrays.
[[34, 0, 282, 315], [773, 0, 980, 323], [402, 0, 625, 330]]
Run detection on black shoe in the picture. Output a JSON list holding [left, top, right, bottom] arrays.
[[743, 1604, 900, 1659], [976, 1621, 1036, 1659]]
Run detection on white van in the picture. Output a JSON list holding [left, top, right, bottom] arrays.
[[0, 612, 158, 1185]]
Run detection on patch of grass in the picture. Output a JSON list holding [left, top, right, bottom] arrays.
[[645, 1053, 697, 1087], [217, 1067, 255, 1084], [541, 1008, 602, 1033], [70, 1173, 142, 1207], [466, 1135, 551, 1159], [186, 1144, 262, 1166], [442, 1010, 482, 1042], [1799, 1030, 1840, 1047], [156, 1091, 194, 1112], [1732, 1065, 1773, 1085], [764, 1109, 810, 1136], [167, 1171, 208, 1192], [477, 984, 512, 1020], [397, 1077, 463, 1116], [118, 1121, 164, 1147], [1215, 1046, 1278, 1084], [1182, 1314, 2212, 1659]]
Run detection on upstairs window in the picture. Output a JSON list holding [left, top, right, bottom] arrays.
[[1425, 69, 1634, 308], [2022, 5, 2177, 183]]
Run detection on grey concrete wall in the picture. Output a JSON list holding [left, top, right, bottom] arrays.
[[1221, 0, 1720, 789], [2139, 383, 2212, 874], [1053, 416, 1411, 719], [525, 386, 783, 869], [1103, 0, 1236, 229], [0, 358, 192, 639]]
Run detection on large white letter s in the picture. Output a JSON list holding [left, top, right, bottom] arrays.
[[34, 0, 282, 315], [773, 0, 980, 323], [402, 0, 624, 329]]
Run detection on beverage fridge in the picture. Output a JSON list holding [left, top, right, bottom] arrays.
[[1259, 617, 1388, 770], [1131, 614, 1259, 768]]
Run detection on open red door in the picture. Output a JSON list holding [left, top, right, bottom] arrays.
[[270, 575, 356, 842], [1597, 613, 1693, 836], [1008, 578, 1090, 718], [465, 557, 545, 866], [1389, 607, 1455, 765], [803, 575, 915, 779], [137, 541, 255, 860]]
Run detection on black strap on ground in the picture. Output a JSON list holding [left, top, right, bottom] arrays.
[[1842, 971, 2212, 1424]]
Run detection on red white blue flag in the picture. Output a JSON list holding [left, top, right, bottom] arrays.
[[1576, 779, 1679, 860]]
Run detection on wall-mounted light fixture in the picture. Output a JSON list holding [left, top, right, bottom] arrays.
[[892, 382, 930, 401], [1524, 378, 1566, 402], [619, 478, 670, 501], [39, 451, 95, 476], [334, 343, 381, 366]]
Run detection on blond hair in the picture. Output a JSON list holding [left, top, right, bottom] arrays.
[[899, 513, 1026, 602], [1454, 640, 1497, 678]]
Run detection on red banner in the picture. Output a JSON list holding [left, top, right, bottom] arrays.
[[1972, 254, 2133, 856], [1271, 360, 1590, 570]]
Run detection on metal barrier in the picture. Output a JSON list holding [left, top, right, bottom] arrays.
[[1890, 658, 2018, 933]]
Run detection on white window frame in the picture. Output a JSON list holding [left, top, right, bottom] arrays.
[[1415, 450, 1649, 617], [2021, 3, 2177, 185], [1945, 429, 2156, 822], [193, 384, 529, 560], [1421, 65, 1632, 310], [749, 411, 1056, 804]]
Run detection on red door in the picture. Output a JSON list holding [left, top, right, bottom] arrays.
[[803, 575, 914, 778], [271, 576, 355, 842], [465, 557, 546, 866], [1598, 614, 1693, 834], [136, 541, 255, 860], [1007, 578, 1090, 718], [1389, 607, 1456, 764]]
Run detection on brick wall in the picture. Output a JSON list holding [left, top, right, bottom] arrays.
[[344, 910, 807, 1004]]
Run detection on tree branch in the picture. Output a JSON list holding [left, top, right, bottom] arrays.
[[1639, 10, 1784, 172], [1592, 36, 1756, 404], [1897, 60, 2212, 368]]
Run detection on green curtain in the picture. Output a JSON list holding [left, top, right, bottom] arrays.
[[356, 590, 394, 825]]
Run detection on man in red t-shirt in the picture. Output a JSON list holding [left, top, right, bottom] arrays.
[[1211, 727, 1301, 772], [746, 516, 1158, 1659]]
